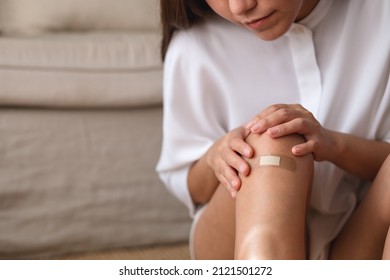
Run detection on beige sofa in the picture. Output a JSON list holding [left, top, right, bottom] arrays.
[[0, 0, 191, 259]]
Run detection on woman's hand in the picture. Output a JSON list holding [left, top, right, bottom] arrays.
[[245, 104, 335, 162], [206, 126, 254, 198]]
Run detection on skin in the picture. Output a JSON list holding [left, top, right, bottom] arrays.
[[205, 0, 320, 41], [329, 155, 390, 259], [188, 0, 390, 259], [193, 132, 313, 259], [384, 227, 390, 260]]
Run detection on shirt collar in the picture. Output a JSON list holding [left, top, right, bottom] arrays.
[[298, 0, 334, 30]]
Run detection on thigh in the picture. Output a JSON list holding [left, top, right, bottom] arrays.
[[192, 183, 236, 260], [330, 155, 390, 259]]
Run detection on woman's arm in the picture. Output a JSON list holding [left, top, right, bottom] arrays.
[[246, 104, 390, 181], [325, 130, 390, 181], [188, 154, 219, 205]]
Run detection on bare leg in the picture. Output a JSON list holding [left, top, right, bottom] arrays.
[[330, 155, 390, 259], [192, 182, 236, 259], [383, 227, 390, 260], [235, 133, 313, 259], [192, 133, 313, 259]]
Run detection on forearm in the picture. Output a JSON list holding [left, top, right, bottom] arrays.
[[188, 152, 219, 205], [327, 130, 390, 180]]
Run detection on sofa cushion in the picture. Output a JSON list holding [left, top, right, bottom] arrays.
[[0, 32, 163, 108], [0, 107, 191, 259], [0, 0, 159, 36]]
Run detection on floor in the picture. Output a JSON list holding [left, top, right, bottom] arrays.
[[53, 242, 191, 260]]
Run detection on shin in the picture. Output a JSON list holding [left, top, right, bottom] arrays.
[[235, 133, 313, 259]]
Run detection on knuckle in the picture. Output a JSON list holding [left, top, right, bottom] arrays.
[[215, 162, 223, 175], [219, 165, 230, 180], [224, 133, 232, 144], [216, 148, 225, 162], [297, 117, 306, 127], [292, 103, 301, 108], [268, 104, 283, 111], [221, 151, 229, 164], [291, 103, 303, 111], [305, 111, 316, 122], [225, 171, 235, 182], [258, 118, 269, 127], [220, 177, 230, 189], [229, 136, 241, 148], [306, 110, 314, 118], [279, 108, 291, 120], [253, 115, 261, 122], [313, 120, 322, 129]]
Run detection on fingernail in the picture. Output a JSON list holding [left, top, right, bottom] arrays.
[[231, 179, 239, 189], [292, 146, 301, 155]]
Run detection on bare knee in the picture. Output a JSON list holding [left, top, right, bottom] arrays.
[[244, 132, 313, 174], [244, 132, 314, 218], [235, 133, 313, 259], [246, 132, 305, 153]]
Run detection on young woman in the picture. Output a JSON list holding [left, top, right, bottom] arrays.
[[157, 0, 390, 259]]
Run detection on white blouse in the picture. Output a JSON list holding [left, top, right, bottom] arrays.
[[157, 0, 390, 259]]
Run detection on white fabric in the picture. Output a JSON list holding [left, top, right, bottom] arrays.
[[0, 0, 159, 36], [189, 205, 207, 260], [157, 0, 390, 259], [0, 32, 163, 107]]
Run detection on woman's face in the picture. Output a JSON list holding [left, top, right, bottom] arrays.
[[205, 0, 319, 40]]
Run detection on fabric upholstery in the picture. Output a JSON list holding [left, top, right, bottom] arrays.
[[0, 0, 159, 36], [0, 32, 162, 107]]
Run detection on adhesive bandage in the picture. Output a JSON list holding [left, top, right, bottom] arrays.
[[260, 155, 281, 167], [248, 155, 297, 172]]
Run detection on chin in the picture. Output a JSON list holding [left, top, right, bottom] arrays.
[[255, 25, 290, 41], [256, 31, 284, 41]]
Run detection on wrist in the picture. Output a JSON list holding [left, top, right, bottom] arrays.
[[188, 148, 219, 205], [326, 130, 346, 164]]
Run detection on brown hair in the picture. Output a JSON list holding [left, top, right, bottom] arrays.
[[160, 0, 212, 61]]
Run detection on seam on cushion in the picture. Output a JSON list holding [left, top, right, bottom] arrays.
[[0, 65, 162, 73]]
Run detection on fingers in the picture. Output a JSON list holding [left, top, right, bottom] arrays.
[[216, 160, 241, 198], [245, 103, 287, 129], [217, 158, 248, 198], [246, 104, 307, 133], [244, 104, 328, 159], [266, 116, 319, 138], [212, 127, 254, 197], [292, 140, 317, 156]]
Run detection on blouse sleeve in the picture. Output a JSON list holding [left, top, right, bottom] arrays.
[[156, 30, 228, 217]]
